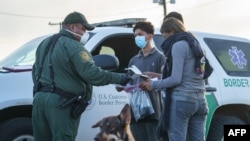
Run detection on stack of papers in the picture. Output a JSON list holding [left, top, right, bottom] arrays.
[[126, 65, 151, 80], [115, 65, 158, 93]]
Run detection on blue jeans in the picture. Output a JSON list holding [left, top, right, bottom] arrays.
[[168, 90, 208, 141]]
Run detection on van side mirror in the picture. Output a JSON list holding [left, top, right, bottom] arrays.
[[93, 54, 119, 71]]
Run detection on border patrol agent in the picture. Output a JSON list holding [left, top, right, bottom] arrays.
[[32, 11, 130, 141]]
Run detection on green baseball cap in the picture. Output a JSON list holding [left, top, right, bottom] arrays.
[[63, 11, 94, 31]]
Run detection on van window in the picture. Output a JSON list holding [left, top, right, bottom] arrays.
[[0, 36, 44, 67], [91, 34, 139, 73], [204, 38, 250, 76]]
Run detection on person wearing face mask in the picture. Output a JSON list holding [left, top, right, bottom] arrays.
[[32, 11, 130, 141], [123, 21, 165, 141], [64, 28, 90, 45]]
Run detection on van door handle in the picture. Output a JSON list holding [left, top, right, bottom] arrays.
[[206, 87, 217, 92]]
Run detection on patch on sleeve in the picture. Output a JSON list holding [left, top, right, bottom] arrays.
[[79, 51, 90, 61]]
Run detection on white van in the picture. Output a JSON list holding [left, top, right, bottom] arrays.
[[0, 19, 250, 141]]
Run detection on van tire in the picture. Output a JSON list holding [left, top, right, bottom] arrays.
[[206, 116, 245, 141], [0, 118, 33, 141]]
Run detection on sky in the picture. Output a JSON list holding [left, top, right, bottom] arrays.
[[1, 0, 250, 60]]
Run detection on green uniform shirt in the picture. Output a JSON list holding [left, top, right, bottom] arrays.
[[32, 29, 121, 100]]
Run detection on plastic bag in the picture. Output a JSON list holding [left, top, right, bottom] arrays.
[[130, 90, 155, 121]]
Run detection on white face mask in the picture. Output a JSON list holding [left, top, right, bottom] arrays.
[[65, 29, 89, 44], [80, 32, 89, 45]]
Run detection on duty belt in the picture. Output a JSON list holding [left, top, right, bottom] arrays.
[[38, 85, 75, 100]]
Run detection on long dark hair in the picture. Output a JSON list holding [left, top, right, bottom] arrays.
[[160, 17, 185, 34]]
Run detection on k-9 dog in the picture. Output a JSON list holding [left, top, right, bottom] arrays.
[[92, 104, 135, 141]]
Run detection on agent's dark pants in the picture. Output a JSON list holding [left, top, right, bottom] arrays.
[[130, 120, 160, 141], [32, 92, 81, 141]]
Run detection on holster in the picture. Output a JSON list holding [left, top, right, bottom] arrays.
[[35, 84, 89, 118], [70, 97, 89, 118]]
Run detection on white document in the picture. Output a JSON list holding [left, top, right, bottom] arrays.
[[126, 65, 151, 80]]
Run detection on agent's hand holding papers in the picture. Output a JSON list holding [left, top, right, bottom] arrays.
[[115, 65, 158, 92]]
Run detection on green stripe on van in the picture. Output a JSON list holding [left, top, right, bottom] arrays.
[[205, 92, 219, 136]]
